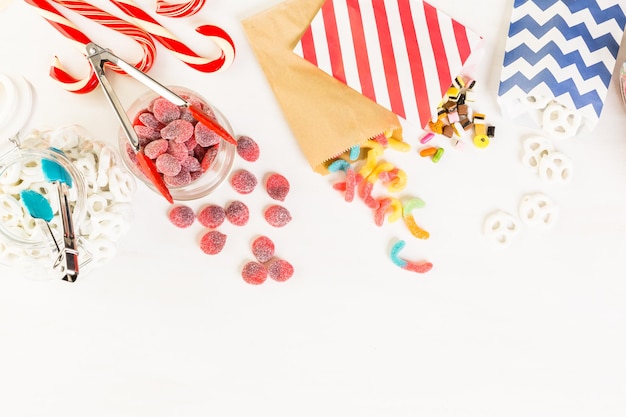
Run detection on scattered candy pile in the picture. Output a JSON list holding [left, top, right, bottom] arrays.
[[165, 134, 295, 284], [418, 77, 495, 160], [126, 93, 221, 188], [325, 131, 432, 274], [0, 125, 135, 278]]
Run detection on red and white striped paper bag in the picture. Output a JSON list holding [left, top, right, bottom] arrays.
[[293, 0, 482, 129]]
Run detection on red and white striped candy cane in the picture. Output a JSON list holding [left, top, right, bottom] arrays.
[[23, 0, 156, 93], [108, 0, 235, 72], [155, 0, 205, 17], [24, 0, 99, 93], [52, 0, 157, 75]]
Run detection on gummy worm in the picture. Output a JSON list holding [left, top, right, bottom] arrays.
[[349, 145, 360, 161], [386, 169, 407, 193], [155, 0, 206, 17], [327, 159, 350, 173], [387, 137, 410, 152], [108, 0, 235, 72], [403, 198, 429, 240], [390, 240, 433, 274], [373, 196, 401, 226], [357, 140, 383, 181]]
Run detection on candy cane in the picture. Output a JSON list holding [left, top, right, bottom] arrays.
[[52, 0, 156, 75], [24, 0, 99, 93], [155, 0, 205, 17], [23, 0, 156, 93], [108, 0, 235, 72]]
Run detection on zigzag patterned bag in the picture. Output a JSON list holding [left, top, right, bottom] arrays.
[[497, 0, 625, 138]]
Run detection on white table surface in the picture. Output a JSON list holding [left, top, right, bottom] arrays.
[[1, 0, 625, 416]]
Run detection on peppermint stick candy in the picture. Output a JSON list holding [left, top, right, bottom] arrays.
[[24, 0, 157, 94], [108, 0, 235, 72], [24, 0, 99, 93], [155, 0, 206, 17]]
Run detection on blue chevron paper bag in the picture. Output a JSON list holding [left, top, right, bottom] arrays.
[[498, 0, 626, 137]]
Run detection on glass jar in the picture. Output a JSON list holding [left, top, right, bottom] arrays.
[[119, 86, 235, 201], [0, 125, 136, 280], [0, 136, 88, 280]]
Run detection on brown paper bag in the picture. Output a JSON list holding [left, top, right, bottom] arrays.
[[242, 0, 403, 174]]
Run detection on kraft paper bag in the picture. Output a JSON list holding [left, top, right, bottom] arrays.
[[242, 0, 403, 174]]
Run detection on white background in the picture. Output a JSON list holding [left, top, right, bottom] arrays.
[[1, 0, 625, 416]]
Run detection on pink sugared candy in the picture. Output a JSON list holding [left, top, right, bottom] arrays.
[[251, 236, 275, 263], [143, 139, 168, 159], [168, 205, 195, 228], [265, 173, 290, 201], [225, 200, 249, 226], [230, 169, 257, 194], [195, 121, 221, 147], [267, 259, 294, 282], [200, 230, 227, 255], [264, 205, 292, 227], [163, 169, 192, 187], [198, 204, 226, 229], [156, 153, 181, 176], [241, 261, 267, 285], [236, 135, 260, 162], [161, 119, 194, 143], [152, 97, 180, 124]]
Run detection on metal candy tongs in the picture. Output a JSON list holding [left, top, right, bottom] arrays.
[[85, 42, 237, 203]]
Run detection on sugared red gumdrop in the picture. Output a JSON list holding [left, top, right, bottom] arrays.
[[251, 236, 275, 263], [134, 125, 160, 140], [265, 173, 290, 201], [156, 153, 181, 176], [181, 155, 202, 172], [236, 135, 260, 162], [161, 119, 194, 143], [198, 204, 226, 228], [152, 97, 180, 124], [195, 122, 220, 147], [230, 169, 257, 194], [143, 139, 168, 159], [241, 261, 267, 285], [200, 230, 227, 255], [267, 259, 294, 282], [168, 205, 195, 228], [264, 205, 292, 227], [201, 145, 218, 172], [167, 140, 188, 162], [225, 200, 249, 226], [164, 169, 192, 187], [138, 112, 162, 129]]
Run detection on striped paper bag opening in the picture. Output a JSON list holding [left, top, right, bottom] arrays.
[[293, 0, 482, 129], [498, 0, 626, 138], [243, 0, 404, 174]]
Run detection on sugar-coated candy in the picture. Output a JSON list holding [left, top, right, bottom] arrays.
[[236, 135, 260, 162], [200, 230, 227, 255], [344, 167, 355, 202], [403, 198, 429, 240], [230, 169, 257, 194], [134, 124, 161, 140], [389, 240, 433, 274], [181, 155, 202, 172], [152, 97, 181, 124], [265, 173, 290, 201], [349, 145, 360, 161], [155, 153, 182, 176], [197, 204, 226, 228], [166, 140, 188, 161], [201, 145, 218, 172], [251, 235, 275, 263], [143, 139, 168, 159], [264, 205, 292, 227], [225, 200, 249, 226], [163, 169, 192, 187], [195, 121, 221, 147], [328, 159, 350, 173], [160, 119, 194, 143], [241, 261, 268, 285], [168, 205, 195, 228], [138, 112, 162, 129], [267, 259, 294, 282]]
